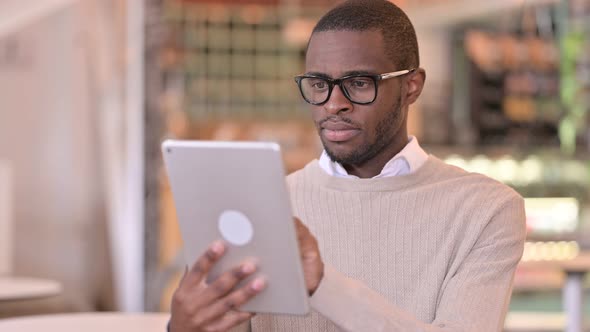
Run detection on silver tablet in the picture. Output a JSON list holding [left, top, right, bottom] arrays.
[[161, 140, 309, 315]]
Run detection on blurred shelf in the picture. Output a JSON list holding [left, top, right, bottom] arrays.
[[513, 268, 565, 292], [518, 252, 590, 273]]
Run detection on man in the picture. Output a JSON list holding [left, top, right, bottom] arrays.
[[169, 1, 526, 331]]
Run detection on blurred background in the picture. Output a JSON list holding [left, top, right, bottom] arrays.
[[0, 0, 589, 331]]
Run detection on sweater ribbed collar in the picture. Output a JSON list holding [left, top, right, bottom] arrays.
[[305, 155, 443, 192]]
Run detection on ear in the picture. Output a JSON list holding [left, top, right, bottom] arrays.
[[404, 68, 426, 106]]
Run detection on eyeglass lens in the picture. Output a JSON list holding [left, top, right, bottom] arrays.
[[299, 76, 376, 104]]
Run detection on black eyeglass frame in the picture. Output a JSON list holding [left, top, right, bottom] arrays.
[[294, 68, 416, 105]]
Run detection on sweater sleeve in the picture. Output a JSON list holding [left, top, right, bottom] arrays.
[[228, 320, 250, 332], [310, 195, 526, 332]]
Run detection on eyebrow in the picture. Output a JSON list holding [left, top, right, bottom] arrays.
[[303, 70, 378, 78]]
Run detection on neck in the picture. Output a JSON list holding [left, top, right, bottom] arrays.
[[343, 133, 409, 179]]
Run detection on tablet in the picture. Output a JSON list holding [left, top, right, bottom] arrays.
[[161, 140, 309, 315]]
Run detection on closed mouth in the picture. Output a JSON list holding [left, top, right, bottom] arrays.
[[320, 121, 360, 142]]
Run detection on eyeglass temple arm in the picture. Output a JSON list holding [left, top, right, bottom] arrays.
[[379, 69, 415, 80]]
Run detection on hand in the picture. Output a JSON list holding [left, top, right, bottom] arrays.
[[294, 218, 325, 295], [169, 241, 267, 332]]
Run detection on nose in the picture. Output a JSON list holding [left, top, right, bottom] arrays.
[[324, 84, 352, 115]]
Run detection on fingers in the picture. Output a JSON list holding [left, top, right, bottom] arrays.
[[178, 265, 189, 284], [196, 260, 258, 306], [293, 217, 324, 295], [294, 217, 307, 233], [203, 310, 254, 332], [170, 241, 266, 332], [198, 277, 267, 325], [294, 217, 310, 243], [294, 218, 317, 253], [180, 241, 226, 291]]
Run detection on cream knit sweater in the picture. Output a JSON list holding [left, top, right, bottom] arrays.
[[245, 156, 526, 331]]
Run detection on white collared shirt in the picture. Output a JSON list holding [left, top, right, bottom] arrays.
[[318, 136, 428, 178]]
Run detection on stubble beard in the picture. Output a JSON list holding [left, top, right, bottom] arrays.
[[323, 94, 403, 167]]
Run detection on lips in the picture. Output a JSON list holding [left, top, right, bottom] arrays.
[[321, 121, 360, 142]]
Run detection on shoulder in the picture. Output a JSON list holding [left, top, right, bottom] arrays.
[[286, 159, 320, 188], [427, 156, 523, 213], [431, 156, 520, 194], [427, 157, 525, 250]]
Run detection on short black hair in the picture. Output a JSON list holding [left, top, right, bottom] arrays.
[[311, 0, 419, 70]]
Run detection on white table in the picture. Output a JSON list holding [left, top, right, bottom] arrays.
[[0, 277, 62, 301], [0, 312, 170, 332]]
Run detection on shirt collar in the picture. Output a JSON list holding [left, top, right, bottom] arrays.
[[318, 136, 428, 179]]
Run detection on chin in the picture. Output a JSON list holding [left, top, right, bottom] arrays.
[[323, 137, 383, 166], [322, 139, 348, 156], [324, 144, 361, 165]]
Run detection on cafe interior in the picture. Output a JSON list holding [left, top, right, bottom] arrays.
[[0, 0, 589, 331]]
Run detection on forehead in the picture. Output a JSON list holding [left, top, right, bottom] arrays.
[[305, 30, 392, 76]]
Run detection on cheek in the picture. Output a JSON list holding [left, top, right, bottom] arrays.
[[310, 108, 323, 128], [377, 84, 401, 109], [364, 104, 390, 131]]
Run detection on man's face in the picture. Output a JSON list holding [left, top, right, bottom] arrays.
[[305, 30, 408, 166]]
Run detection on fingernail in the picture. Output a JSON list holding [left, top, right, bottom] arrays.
[[241, 262, 255, 274], [251, 278, 266, 291], [211, 241, 225, 255]]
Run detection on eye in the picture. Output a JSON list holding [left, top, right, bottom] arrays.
[[347, 78, 373, 89], [302, 78, 329, 94], [311, 81, 327, 89]]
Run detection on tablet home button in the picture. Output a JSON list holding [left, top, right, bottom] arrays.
[[218, 210, 254, 246]]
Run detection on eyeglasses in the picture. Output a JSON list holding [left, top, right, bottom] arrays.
[[294, 69, 415, 105]]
